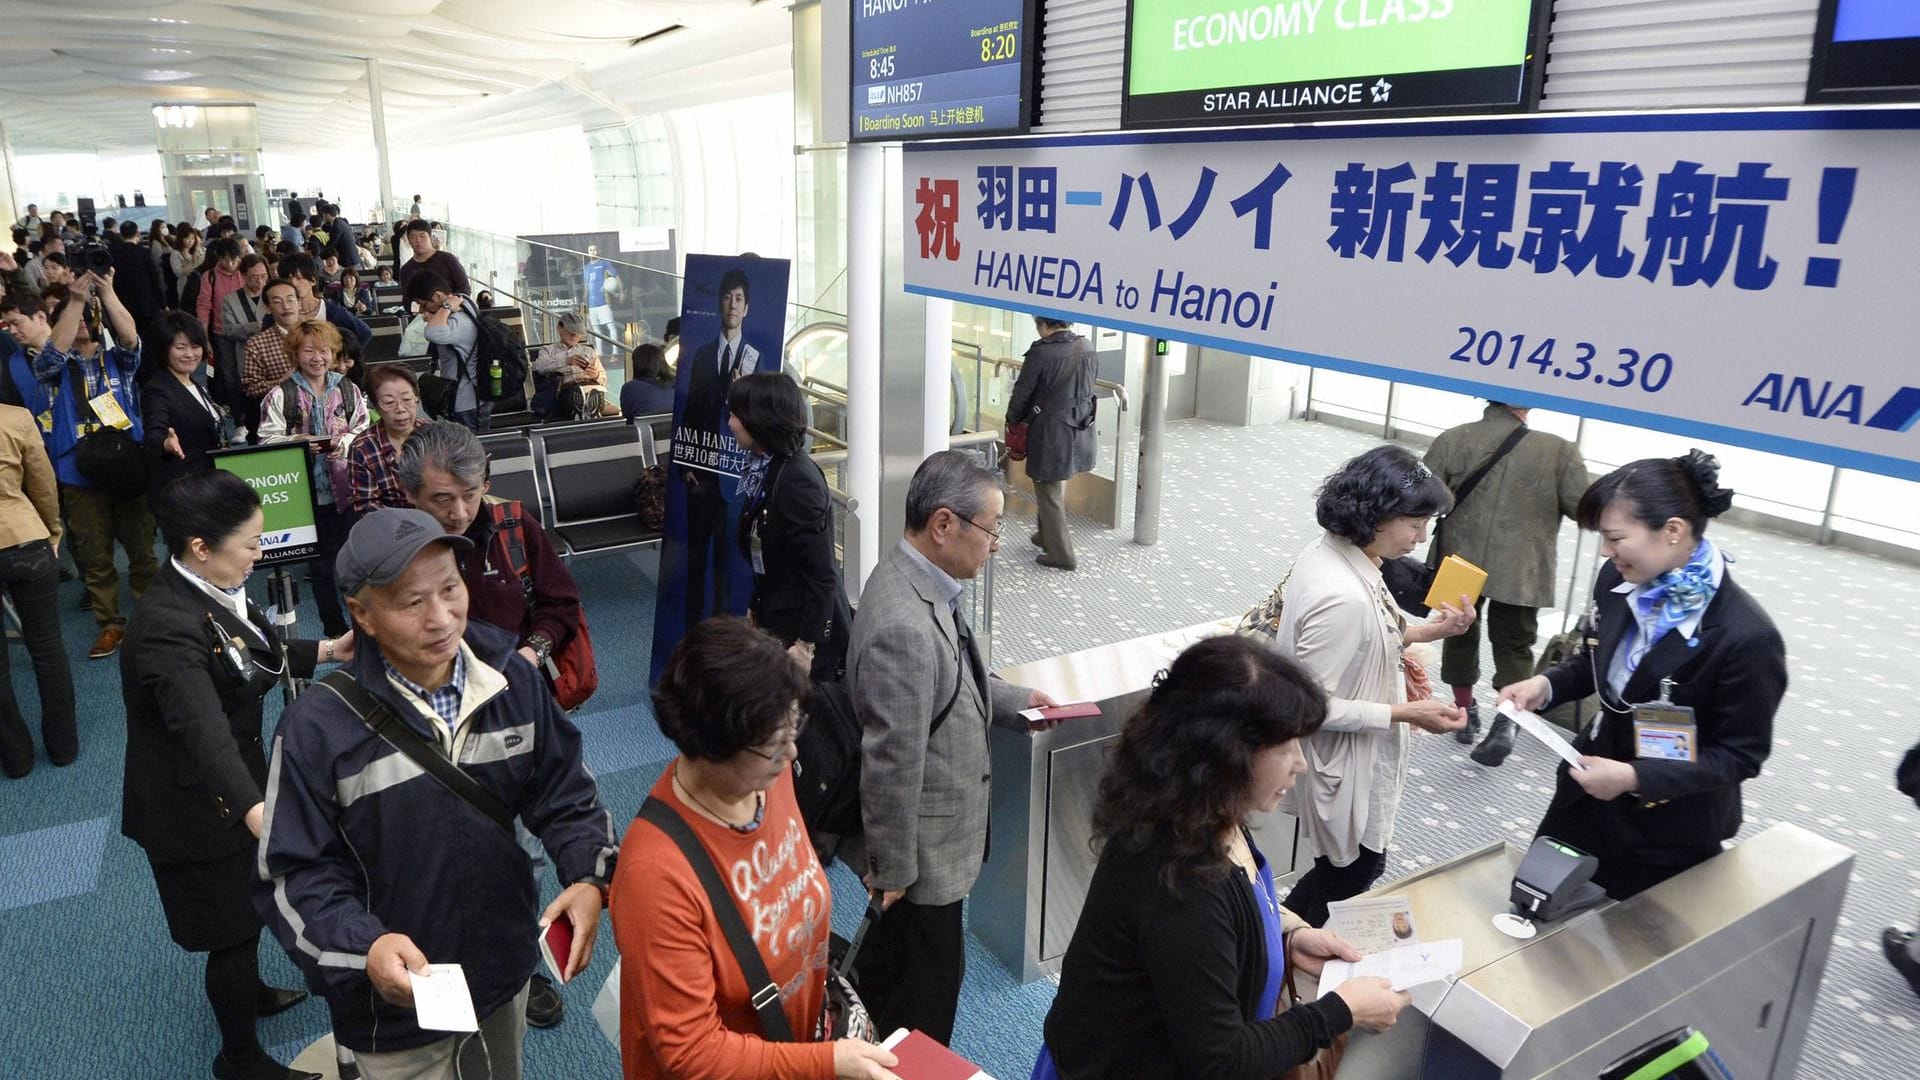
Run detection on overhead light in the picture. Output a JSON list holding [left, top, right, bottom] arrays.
[[152, 104, 200, 129]]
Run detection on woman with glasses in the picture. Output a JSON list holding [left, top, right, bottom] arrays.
[[610, 616, 900, 1080], [1275, 445, 1478, 926], [346, 364, 430, 516]]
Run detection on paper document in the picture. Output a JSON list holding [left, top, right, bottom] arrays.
[[1324, 895, 1419, 956], [1018, 701, 1102, 727], [1497, 701, 1588, 771], [1318, 938, 1464, 997], [410, 963, 480, 1033]]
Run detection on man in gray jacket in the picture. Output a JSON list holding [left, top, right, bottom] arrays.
[[1424, 402, 1588, 765], [851, 450, 1054, 1045]]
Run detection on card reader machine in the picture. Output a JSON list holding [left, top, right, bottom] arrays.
[[1510, 837, 1608, 922]]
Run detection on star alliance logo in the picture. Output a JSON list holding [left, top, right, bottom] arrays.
[[1371, 78, 1393, 104]]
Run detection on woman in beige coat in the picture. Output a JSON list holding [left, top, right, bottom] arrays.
[[1277, 445, 1478, 925]]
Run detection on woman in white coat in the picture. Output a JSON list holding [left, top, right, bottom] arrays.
[[1277, 446, 1479, 926]]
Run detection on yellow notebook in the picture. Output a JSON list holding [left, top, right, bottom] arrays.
[[1424, 554, 1488, 611]]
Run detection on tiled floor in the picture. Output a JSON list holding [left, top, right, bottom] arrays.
[[989, 416, 1920, 1078]]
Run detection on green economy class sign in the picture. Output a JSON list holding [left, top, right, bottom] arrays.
[[1124, 0, 1542, 127], [212, 443, 320, 565]]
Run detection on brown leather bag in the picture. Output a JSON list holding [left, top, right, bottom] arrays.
[[1277, 962, 1349, 1080]]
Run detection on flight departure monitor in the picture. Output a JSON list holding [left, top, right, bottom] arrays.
[[1808, 0, 1920, 103], [1123, 0, 1549, 128], [851, 0, 1039, 142]]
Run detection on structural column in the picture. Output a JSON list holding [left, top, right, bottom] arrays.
[[1134, 338, 1178, 546], [365, 58, 398, 221], [0, 121, 18, 231], [847, 142, 884, 590]]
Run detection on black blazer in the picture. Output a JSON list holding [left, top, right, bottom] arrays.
[[1539, 560, 1786, 873], [120, 561, 320, 865], [1044, 838, 1352, 1079], [142, 371, 228, 492], [740, 453, 847, 662]]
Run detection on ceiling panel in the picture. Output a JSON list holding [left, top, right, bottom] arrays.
[[0, 0, 788, 154]]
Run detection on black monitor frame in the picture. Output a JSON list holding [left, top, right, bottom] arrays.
[[1120, 0, 1552, 130], [1807, 0, 1920, 105], [848, 0, 1041, 144]]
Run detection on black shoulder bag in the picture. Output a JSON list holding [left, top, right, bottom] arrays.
[[1382, 424, 1531, 617], [637, 796, 877, 1041], [66, 361, 148, 501], [314, 670, 514, 835]]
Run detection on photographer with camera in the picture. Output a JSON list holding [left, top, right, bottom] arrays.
[[26, 270, 155, 659]]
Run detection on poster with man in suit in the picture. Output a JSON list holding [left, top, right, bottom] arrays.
[[651, 254, 791, 680]]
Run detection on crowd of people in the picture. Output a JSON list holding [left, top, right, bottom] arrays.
[[2, 194, 1905, 1080]]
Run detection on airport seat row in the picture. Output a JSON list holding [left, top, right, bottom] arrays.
[[476, 413, 672, 559]]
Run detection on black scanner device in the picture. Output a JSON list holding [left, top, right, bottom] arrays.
[[1510, 837, 1608, 922]]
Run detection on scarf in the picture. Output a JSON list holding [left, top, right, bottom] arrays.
[[1627, 538, 1719, 674], [738, 452, 773, 505]]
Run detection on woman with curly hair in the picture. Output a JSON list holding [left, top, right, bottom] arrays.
[[1277, 445, 1479, 926], [1034, 635, 1409, 1080], [1499, 451, 1784, 899]]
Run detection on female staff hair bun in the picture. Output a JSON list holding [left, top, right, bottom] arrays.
[[1676, 449, 1736, 518], [1576, 448, 1735, 537]]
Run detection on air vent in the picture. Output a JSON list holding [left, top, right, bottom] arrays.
[[630, 25, 685, 47]]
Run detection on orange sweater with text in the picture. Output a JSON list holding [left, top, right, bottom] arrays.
[[611, 766, 835, 1080]]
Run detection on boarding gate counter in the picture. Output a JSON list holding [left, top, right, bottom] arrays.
[[976, 620, 1853, 1079]]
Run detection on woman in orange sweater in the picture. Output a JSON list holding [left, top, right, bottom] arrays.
[[611, 617, 900, 1080]]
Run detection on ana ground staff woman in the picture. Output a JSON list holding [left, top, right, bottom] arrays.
[[610, 617, 899, 1080], [1037, 635, 1408, 1080], [120, 471, 353, 1080], [1278, 446, 1476, 926], [1500, 451, 1785, 899]]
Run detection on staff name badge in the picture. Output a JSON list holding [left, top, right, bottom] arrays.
[[1633, 701, 1698, 763], [88, 391, 133, 430]]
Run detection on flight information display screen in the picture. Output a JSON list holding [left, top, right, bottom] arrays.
[[1124, 0, 1547, 128], [851, 0, 1038, 142], [1809, 0, 1920, 103]]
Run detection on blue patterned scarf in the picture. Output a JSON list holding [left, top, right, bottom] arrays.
[[1627, 539, 1718, 673], [737, 453, 772, 505]]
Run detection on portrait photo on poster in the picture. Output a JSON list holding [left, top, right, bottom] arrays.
[[650, 253, 794, 682]]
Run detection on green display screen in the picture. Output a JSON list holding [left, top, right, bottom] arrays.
[[212, 443, 320, 565], [1125, 0, 1541, 127]]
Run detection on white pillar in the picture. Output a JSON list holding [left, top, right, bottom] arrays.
[[921, 296, 954, 456], [0, 121, 19, 229], [366, 58, 398, 222], [847, 143, 884, 591]]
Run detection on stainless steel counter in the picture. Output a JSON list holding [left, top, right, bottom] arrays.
[[1332, 822, 1853, 1080], [976, 619, 1301, 983]]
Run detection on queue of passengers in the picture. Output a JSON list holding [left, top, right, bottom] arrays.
[[2, 218, 1795, 1080]]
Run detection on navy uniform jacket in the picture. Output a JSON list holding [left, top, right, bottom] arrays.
[[1538, 561, 1786, 887]]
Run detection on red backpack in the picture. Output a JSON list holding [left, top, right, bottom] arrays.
[[489, 501, 599, 710]]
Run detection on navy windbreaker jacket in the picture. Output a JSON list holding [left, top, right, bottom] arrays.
[[254, 618, 615, 1052]]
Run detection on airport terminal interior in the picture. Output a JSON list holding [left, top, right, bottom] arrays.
[[3, 1, 1920, 1079]]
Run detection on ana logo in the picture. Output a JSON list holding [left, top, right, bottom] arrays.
[[1742, 374, 1920, 431], [263, 531, 293, 546], [867, 85, 888, 106], [1371, 78, 1393, 104]]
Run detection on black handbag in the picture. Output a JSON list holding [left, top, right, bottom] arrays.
[[637, 797, 877, 1042], [1391, 424, 1534, 616]]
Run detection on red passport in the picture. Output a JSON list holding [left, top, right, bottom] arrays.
[[880, 1028, 994, 1080], [1021, 701, 1102, 729]]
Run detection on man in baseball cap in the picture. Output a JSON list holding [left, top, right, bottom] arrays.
[[255, 507, 617, 1075]]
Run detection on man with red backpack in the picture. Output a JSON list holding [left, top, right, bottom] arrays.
[[393, 419, 598, 1029]]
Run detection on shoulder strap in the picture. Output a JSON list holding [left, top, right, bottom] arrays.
[[314, 670, 516, 835], [637, 796, 795, 1042], [929, 630, 966, 738], [1451, 423, 1531, 509], [491, 501, 534, 600]]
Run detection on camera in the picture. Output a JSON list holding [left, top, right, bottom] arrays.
[[70, 198, 112, 274]]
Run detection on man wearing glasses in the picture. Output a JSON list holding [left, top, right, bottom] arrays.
[[847, 450, 1056, 1046]]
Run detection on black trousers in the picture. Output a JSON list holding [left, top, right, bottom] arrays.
[[858, 897, 966, 1047], [0, 539, 76, 776], [683, 478, 731, 630], [1282, 846, 1387, 928], [308, 503, 353, 638]]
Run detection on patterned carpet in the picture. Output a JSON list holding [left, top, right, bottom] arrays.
[[0, 414, 1915, 1078]]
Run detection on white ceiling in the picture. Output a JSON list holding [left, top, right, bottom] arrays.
[[0, 0, 794, 154]]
